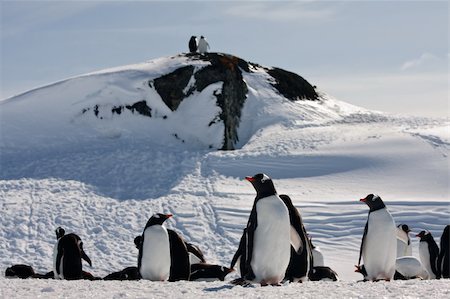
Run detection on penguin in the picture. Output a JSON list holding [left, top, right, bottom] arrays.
[[279, 194, 313, 282], [5, 264, 35, 279], [417, 230, 441, 279], [189, 263, 234, 281], [438, 225, 449, 278], [55, 233, 92, 280], [309, 236, 324, 267], [188, 36, 197, 53], [396, 224, 412, 257], [197, 36, 210, 54], [394, 256, 429, 280], [137, 213, 190, 281], [52, 226, 65, 279], [103, 267, 140, 281], [230, 173, 296, 286], [309, 266, 339, 281], [358, 194, 396, 281]]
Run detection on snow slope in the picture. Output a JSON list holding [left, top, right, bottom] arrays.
[[0, 53, 449, 297]]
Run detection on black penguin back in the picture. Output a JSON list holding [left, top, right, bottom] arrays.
[[167, 229, 190, 281]]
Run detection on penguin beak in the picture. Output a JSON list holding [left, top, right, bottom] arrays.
[[82, 251, 92, 267], [359, 198, 366, 202], [166, 214, 173, 219], [245, 176, 255, 182]]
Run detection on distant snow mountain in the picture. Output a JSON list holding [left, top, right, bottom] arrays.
[[1, 52, 365, 152]]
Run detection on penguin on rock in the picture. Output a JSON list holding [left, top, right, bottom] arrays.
[[417, 230, 441, 279], [230, 173, 301, 286], [438, 225, 449, 278], [55, 233, 92, 280], [137, 213, 190, 281], [396, 224, 412, 257], [358, 194, 397, 281]]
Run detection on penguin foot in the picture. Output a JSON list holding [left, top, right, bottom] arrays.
[[230, 278, 252, 287]]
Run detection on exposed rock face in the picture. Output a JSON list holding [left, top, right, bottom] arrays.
[[268, 68, 319, 101], [152, 53, 249, 150], [82, 100, 152, 119]]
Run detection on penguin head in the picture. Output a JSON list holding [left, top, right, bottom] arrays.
[[398, 224, 411, 233], [245, 173, 277, 199], [359, 194, 386, 212], [134, 235, 142, 249], [55, 227, 65, 239], [416, 230, 433, 241], [146, 213, 173, 227]]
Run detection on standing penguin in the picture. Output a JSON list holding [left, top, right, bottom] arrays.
[[137, 213, 190, 281], [231, 173, 296, 286], [438, 225, 449, 278], [396, 224, 412, 257], [55, 233, 92, 280], [358, 194, 396, 281], [417, 230, 441, 279], [188, 36, 197, 53], [52, 227, 65, 279], [197, 36, 210, 54], [279, 194, 313, 282]]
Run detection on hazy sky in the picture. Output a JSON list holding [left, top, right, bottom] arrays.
[[1, 1, 448, 117]]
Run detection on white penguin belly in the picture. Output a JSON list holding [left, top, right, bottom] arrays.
[[53, 240, 62, 279], [251, 195, 290, 284], [396, 256, 429, 279], [419, 242, 435, 279], [140, 226, 171, 281], [363, 209, 397, 280], [312, 247, 324, 267]]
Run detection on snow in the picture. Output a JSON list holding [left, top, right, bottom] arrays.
[[1, 53, 449, 297]]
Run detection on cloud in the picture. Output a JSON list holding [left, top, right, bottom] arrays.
[[223, 2, 335, 22], [401, 53, 442, 71]]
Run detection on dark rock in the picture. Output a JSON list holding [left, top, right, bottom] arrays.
[[268, 67, 319, 101], [125, 100, 152, 117], [153, 65, 195, 111]]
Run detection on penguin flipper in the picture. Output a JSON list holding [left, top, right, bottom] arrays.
[[244, 204, 257, 280], [358, 221, 369, 266], [186, 242, 206, 263], [167, 229, 190, 281], [290, 225, 303, 253], [230, 228, 247, 270], [56, 239, 64, 276]]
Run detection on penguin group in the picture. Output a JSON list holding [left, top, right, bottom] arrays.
[[188, 35, 210, 54], [4, 173, 449, 285], [356, 194, 449, 281]]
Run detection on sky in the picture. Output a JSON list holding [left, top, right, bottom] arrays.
[[1, 0, 448, 117]]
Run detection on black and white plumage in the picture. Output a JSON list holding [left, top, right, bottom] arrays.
[[417, 230, 441, 279], [137, 213, 190, 281], [309, 266, 339, 281], [279, 194, 313, 282], [231, 173, 292, 286], [395, 256, 429, 280], [55, 233, 92, 280], [358, 194, 396, 281], [52, 226, 65, 279], [189, 263, 233, 281], [438, 225, 449, 278], [396, 224, 412, 257], [309, 236, 324, 267]]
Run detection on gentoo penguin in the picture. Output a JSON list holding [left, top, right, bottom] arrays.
[[55, 233, 92, 280], [309, 235, 325, 267], [309, 266, 339, 281], [5, 264, 35, 279], [396, 224, 412, 257], [52, 226, 65, 279], [103, 267, 140, 281], [417, 230, 441, 279], [279, 194, 313, 282], [231, 173, 294, 286], [137, 213, 190, 281], [394, 256, 429, 280], [189, 263, 234, 281], [188, 36, 197, 53], [438, 225, 449, 278], [358, 194, 396, 281], [197, 36, 210, 54]]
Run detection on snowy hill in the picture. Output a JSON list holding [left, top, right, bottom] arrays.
[[0, 52, 449, 297]]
